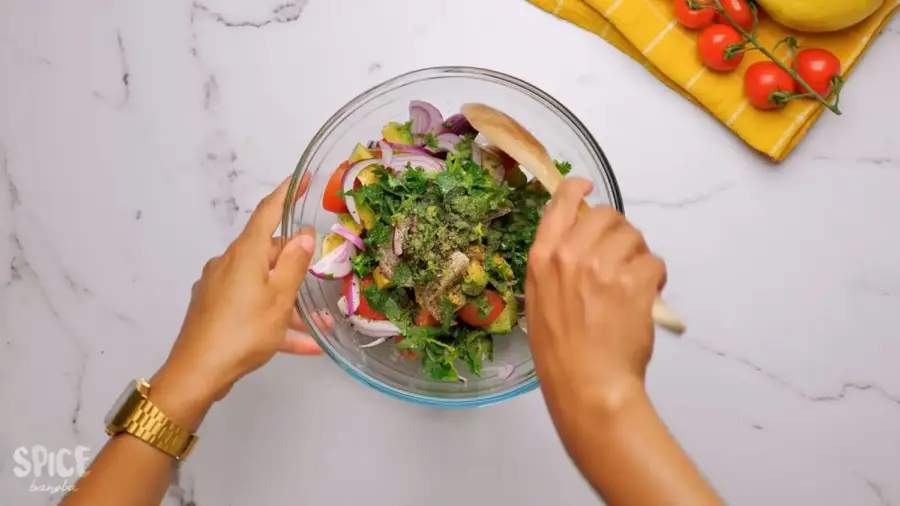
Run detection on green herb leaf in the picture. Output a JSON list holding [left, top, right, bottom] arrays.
[[555, 160, 572, 176], [472, 292, 493, 319], [391, 262, 413, 287], [351, 251, 377, 278], [459, 330, 492, 376], [439, 298, 456, 330]]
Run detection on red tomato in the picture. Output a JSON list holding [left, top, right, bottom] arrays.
[[673, 0, 715, 29], [322, 161, 349, 213], [356, 276, 388, 321], [744, 62, 796, 110], [793, 48, 841, 97], [457, 290, 505, 327], [414, 308, 440, 327], [698, 24, 744, 72], [395, 338, 418, 360], [716, 0, 754, 32]]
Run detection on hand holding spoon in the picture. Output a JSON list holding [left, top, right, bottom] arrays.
[[462, 103, 686, 334]]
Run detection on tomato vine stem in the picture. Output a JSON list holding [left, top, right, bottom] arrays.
[[708, 0, 842, 115]]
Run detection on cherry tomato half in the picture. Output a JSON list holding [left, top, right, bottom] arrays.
[[744, 62, 796, 110], [322, 161, 349, 213], [698, 24, 744, 72], [353, 276, 388, 321], [414, 308, 440, 327], [716, 0, 754, 32], [457, 290, 505, 327], [674, 0, 715, 30], [395, 337, 418, 360], [793, 48, 841, 97]]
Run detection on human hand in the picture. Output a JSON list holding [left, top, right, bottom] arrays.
[[150, 174, 330, 427], [525, 178, 666, 421]]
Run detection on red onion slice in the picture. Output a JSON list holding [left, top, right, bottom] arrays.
[[337, 296, 401, 339], [337, 296, 349, 317], [392, 218, 411, 256], [342, 158, 382, 223], [481, 364, 515, 380], [471, 144, 483, 166], [359, 337, 388, 348], [392, 228, 403, 256], [386, 142, 432, 155], [409, 100, 443, 135], [443, 113, 476, 136], [378, 141, 393, 167], [344, 273, 362, 315], [515, 294, 525, 316], [348, 316, 400, 338], [435, 132, 460, 153], [308, 242, 355, 279], [330, 223, 365, 250], [387, 153, 445, 173]]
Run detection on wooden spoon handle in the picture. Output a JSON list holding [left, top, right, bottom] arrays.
[[652, 296, 686, 334], [576, 200, 685, 334]]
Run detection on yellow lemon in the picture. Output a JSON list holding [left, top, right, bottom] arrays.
[[757, 0, 884, 32]]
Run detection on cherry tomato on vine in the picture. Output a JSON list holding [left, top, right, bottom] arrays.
[[744, 62, 796, 110], [793, 48, 842, 97], [716, 0, 755, 32], [674, 0, 715, 29], [698, 24, 744, 72]]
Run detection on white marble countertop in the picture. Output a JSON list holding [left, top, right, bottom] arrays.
[[2, 0, 899, 504]]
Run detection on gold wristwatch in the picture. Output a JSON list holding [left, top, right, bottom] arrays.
[[104, 379, 198, 460]]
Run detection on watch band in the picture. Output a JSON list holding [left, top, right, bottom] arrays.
[[120, 396, 198, 460], [106, 380, 198, 461]]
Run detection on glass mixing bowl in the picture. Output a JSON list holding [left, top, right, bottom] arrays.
[[282, 67, 623, 408]]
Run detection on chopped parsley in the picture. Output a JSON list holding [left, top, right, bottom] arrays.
[[555, 160, 572, 175], [351, 252, 377, 278], [421, 132, 439, 149], [472, 292, 494, 319], [398, 121, 413, 140]]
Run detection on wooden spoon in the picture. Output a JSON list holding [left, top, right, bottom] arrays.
[[462, 103, 686, 334]]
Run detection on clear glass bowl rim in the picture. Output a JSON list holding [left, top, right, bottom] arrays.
[[281, 66, 625, 408]]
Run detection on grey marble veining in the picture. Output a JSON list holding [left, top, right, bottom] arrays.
[[1, 0, 899, 505]]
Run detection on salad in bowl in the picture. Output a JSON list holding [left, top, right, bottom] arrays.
[[308, 100, 571, 382]]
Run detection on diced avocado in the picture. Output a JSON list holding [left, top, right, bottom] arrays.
[[373, 267, 393, 290], [488, 254, 514, 280], [357, 204, 376, 230], [466, 244, 486, 261], [462, 260, 488, 296], [337, 213, 364, 237], [349, 143, 375, 163], [504, 165, 528, 188], [357, 166, 379, 186], [445, 284, 465, 309], [382, 122, 413, 145], [482, 294, 518, 334], [321, 232, 346, 256]]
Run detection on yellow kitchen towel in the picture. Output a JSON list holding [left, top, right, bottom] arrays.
[[530, 0, 899, 160]]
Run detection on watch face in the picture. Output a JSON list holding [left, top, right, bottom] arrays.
[[105, 379, 139, 427]]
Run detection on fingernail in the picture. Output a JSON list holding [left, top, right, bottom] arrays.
[[298, 234, 315, 254]]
